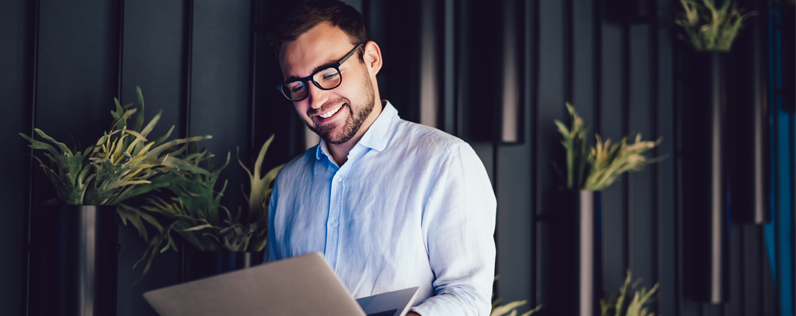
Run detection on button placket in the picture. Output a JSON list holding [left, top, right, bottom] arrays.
[[326, 169, 346, 269]]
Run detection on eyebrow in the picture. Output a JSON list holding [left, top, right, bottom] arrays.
[[284, 59, 340, 82]]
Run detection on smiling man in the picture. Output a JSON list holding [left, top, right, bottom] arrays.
[[265, 1, 496, 315]]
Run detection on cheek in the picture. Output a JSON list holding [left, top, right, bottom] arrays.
[[339, 66, 367, 92], [337, 76, 364, 100], [293, 102, 310, 117]]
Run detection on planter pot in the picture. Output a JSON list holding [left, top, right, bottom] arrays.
[[184, 248, 265, 282], [541, 190, 601, 316], [681, 51, 731, 303], [29, 205, 118, 316]]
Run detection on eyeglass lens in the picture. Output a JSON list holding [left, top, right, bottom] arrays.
[[281, 67, 342, 101]]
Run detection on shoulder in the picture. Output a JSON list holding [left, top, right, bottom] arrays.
[[273, 146, 318, 187], [389, 119, 470, 156]]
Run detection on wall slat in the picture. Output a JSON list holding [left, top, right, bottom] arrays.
[[655, 0, 678, 314], [599, 10, 627, 294], [0, 0, 36, 315], [628, 22, 656, 297]]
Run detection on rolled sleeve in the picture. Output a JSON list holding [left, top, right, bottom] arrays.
[[264, 182, 279, 263], [412, 143, 497, 316]]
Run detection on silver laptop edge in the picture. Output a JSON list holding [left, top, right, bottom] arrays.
[[143, 252, 419, 316]]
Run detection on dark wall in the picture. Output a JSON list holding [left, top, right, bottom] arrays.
[[1, 0, 255, 315], [0, 0, 782, 315], [0, 1, 34, 315]]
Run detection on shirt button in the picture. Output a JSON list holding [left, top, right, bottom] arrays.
[[335, 175, 343, 182], [330, 221, 338, 228]]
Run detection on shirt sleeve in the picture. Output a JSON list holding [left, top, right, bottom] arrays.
[[264, 179, 280, 263], [410, 142, 497, 316]]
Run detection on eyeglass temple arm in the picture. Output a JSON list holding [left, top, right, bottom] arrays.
[[338, 43, 364, 65]]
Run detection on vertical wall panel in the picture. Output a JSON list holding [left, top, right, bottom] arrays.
[[120, 1, 186, 139], [655, 0, 678, 313], [366, 0, 422, 123], [191, 0, 251, 213], [742, 226, 765, 315], [0, 0, 34, 314], [628, 23, 656, 295], [36, 0, 119, 146], [572, 0, 595, 127], [674, 40, 705, 316], [453, 0, 472, 141], [599, 13, 627, 294], [535, 0, 565, 309], [729, 224, 744, 316], [705, 303, 723, 316], [525, 0, 537, 307], [496, 0, 532, 312], [461, 0, 500, 141], [442, 0, 457, 136], [116, 1, 186, 315]]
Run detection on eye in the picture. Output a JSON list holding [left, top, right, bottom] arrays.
[[289, 81, 306, 92], [321, 69, 339, 80]]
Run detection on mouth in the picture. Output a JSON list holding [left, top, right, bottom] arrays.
[[315, 103, 346, 122]]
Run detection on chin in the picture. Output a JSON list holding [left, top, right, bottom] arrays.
[[323, 133, 348, 144]]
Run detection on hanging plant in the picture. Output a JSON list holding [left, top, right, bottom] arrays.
[[554, 103, 662, 191], [675, 0, 756, 52]]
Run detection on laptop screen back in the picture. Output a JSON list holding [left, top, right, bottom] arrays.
[[143, 253, 366, 316]]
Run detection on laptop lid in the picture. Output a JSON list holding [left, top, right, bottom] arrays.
[[143, 252, 367, 316]]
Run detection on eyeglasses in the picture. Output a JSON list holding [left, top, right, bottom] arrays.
[[276, 43, 364, 102]]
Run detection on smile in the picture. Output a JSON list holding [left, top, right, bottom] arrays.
[[318, 104, 344, 119]]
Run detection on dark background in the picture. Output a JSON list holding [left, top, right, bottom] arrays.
[[0, 0, 792, 315]]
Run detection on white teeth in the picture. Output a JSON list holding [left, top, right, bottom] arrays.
[[319, 105, 343, 119]]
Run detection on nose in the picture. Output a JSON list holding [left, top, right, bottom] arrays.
[[307, 82, 328, 110]]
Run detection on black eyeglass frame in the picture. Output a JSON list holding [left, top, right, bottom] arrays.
[[276, 43, 365, 102]]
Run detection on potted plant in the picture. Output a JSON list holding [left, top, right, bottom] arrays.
[[20, 87, 211, 316], [547, 103, 660, 316], [675, 0, 755, 52], [675, 0, 757, 303], [120, 135, 284, 281]]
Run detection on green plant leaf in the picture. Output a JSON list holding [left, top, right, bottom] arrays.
[[675, 0, 756, 51], [132, 86, 146, 132]]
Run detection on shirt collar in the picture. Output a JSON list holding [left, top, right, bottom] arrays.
[[315, 100, 398, 160]]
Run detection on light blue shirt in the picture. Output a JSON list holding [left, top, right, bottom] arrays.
[[266, 101, 496, 316]]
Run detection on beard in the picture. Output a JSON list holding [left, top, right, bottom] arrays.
[[305, 70, 375, 145]]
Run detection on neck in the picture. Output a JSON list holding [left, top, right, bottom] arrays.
[[327, 100, 383, 166]]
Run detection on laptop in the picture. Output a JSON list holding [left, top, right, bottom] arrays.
[[143, 252, 419, 316]]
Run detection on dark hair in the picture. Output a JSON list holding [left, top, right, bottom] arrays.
[[269, 0, 368, 60]]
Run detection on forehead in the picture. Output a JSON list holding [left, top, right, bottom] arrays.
[[279, 22, 354, 80]]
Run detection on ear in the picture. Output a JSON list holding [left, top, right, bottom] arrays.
[[362, 41, 382, 76]]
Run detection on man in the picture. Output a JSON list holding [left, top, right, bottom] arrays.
[[266, 1, 496, 315]]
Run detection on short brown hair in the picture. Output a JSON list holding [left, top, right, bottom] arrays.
[[270, 0, 368, 59]]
